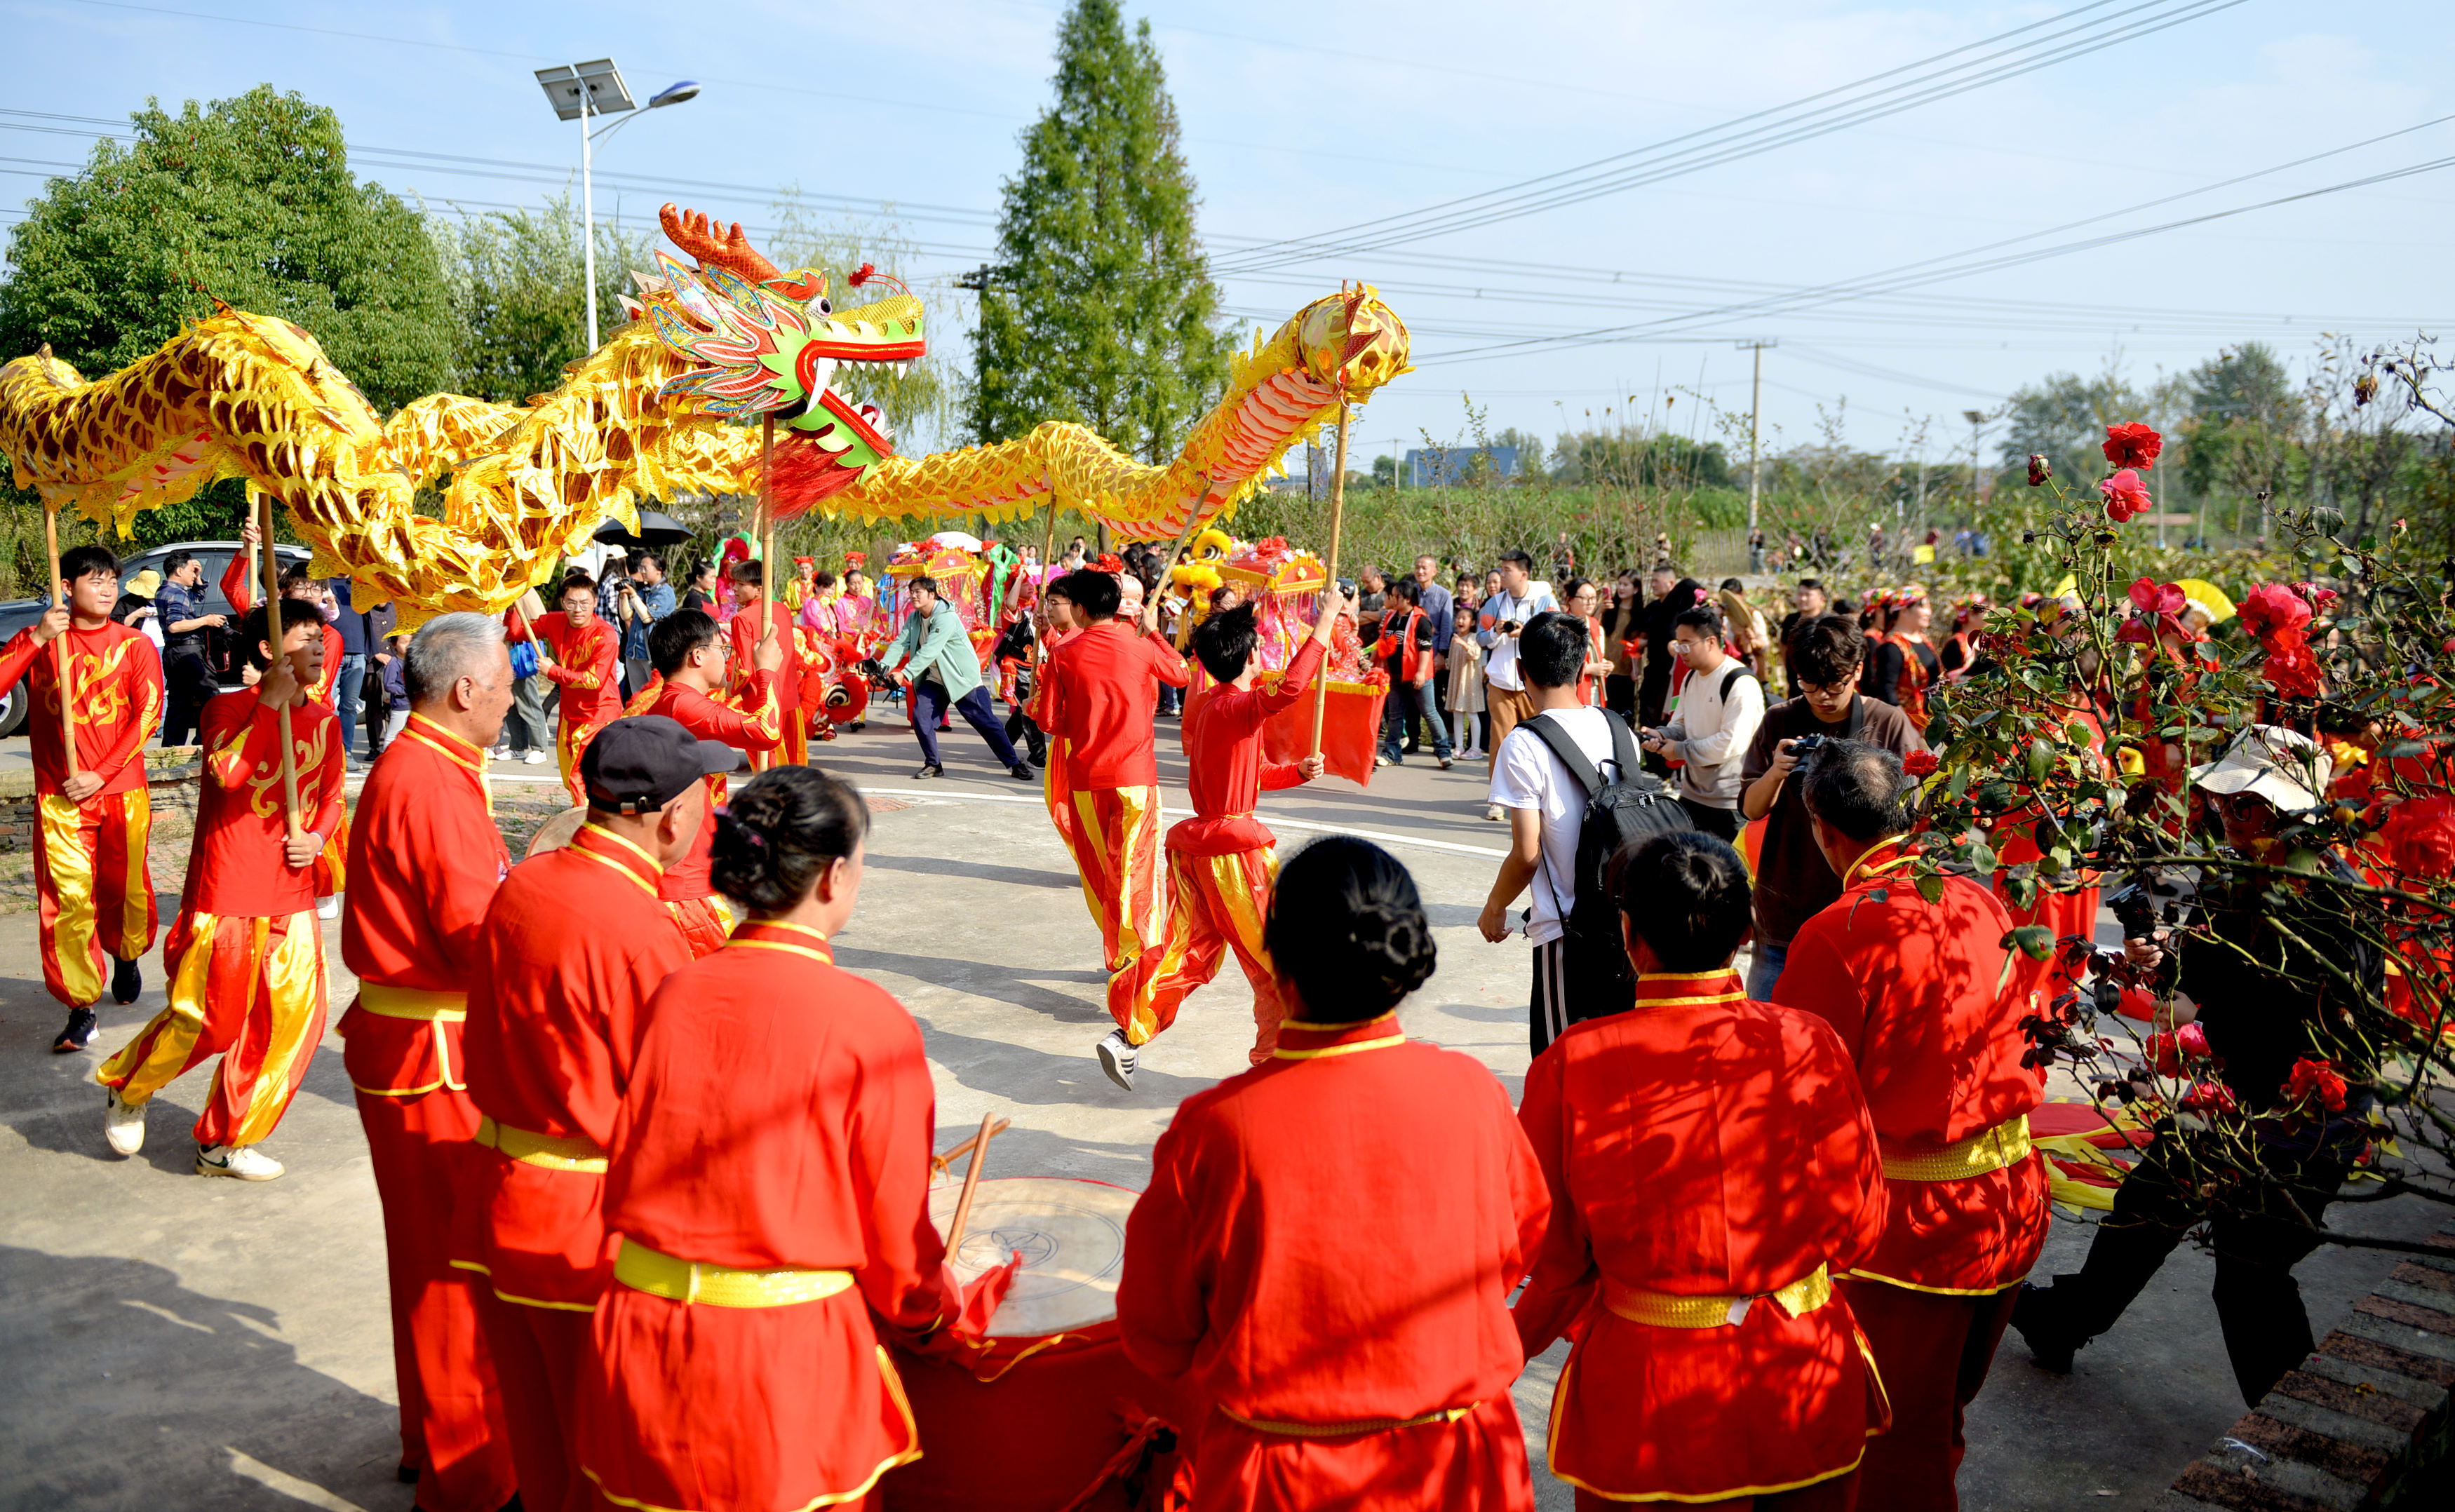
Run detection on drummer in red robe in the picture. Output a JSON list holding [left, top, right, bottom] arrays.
[[1037, 567, 1189, 1077], [462, 717, 720, 1512], [516, 572, 624, 806], [575, 765, 975, 1512], [1108, 591, 1341, 1084], [1772, 741, 2047, 1512], [1118, 836, 1549, 1510], [340, 612, 520, 1511], [727, 558, 805, 769], [1515, 831, 1888, 1510], [640, 607, 785, 956]]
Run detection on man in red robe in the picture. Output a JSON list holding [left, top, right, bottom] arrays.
[[340, 611, 520, 1512], [516, 574, 624, 806], [461, 717, 720, 1512], [1108, 593, 1338, 1084], [640, 607, 783, 956], [0, 544, 163, 1051], [1037, 567, 1189, 1057], [1773, 741, 2048, 1512], [1516, 831, 1888, 1509], [98, 600, 345, 1180], [226, 538, 351, 915], [727, 558, 805, 769], [1118, 836, 1548, 1509]]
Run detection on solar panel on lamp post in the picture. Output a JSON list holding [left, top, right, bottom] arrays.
[[532, 62, 701, 351]]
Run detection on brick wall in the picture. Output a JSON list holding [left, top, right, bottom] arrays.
[[2160, 1222, 2455, 1509], [0, 748, 199, 856]]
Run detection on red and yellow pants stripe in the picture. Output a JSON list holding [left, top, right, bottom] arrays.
[[556, 717, 601, 806], [36, 788, 157, 1008], [96, 909, 327, 1148], [667, 893, 738, 959], [1060, 785, 1167, 976], [1114, 845, 1286, 1060]]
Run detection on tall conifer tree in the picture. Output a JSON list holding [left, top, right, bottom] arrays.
[[967, 0, 1229, 466]]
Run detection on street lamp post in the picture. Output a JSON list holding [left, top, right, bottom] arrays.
[[1962, 408, 1987, 551], [534, 62, 701, 351]]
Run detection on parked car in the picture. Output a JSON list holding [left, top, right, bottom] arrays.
[[0, 539, 311, 738]]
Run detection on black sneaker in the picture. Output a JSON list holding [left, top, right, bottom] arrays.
[[112, 956, 142, 1004], [1009, 762, 1037, 782], [2010, 1281, 2078, 1374], [913, 762, 944, 780], [53, 1006, 100, 1054]]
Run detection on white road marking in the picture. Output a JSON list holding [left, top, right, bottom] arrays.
[[856, 787, 1509, 860]]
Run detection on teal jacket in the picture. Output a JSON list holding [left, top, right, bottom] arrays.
[[885, 600, 983, 700]]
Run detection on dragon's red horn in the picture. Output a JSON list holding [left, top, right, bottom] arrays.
[[659, 203, 784, 284]]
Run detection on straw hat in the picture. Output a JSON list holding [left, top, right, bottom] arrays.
[[2189, 724, 2332, 814], [124, 568, 162, 600]]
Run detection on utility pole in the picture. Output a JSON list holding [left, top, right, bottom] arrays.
[[1737, 339, 1776, 539], [1962, 409, 1987, 545]]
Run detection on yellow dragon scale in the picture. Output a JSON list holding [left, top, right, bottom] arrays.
[[0, 290, 1406, 623]]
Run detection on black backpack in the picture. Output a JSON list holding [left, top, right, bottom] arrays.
[[1522, 710, 1695, 1025]]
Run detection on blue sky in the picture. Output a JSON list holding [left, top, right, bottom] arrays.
[[6, 0, 2451, 468]]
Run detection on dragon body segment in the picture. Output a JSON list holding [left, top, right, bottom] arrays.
[[0, 205, 1408, 621]]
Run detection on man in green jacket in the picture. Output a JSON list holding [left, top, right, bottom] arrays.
[[882, 576, 1035, 781]]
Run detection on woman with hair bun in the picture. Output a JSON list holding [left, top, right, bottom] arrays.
[[1117, 836, 1549, 1509], [575, 766, 978, 1512]]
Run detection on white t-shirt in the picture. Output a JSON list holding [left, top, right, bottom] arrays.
[[1488, 706, 1619, 945]]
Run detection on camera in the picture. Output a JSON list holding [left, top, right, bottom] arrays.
[[1790, 733, 1828, 757]]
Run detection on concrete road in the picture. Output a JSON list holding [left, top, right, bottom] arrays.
[[1, 715, 2443, 1510]]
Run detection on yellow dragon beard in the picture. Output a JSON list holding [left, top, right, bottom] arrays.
[[0, 288, 1407, 624]]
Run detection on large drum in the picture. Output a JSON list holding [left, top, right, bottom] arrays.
[[882, 1177, 1197, 1511]]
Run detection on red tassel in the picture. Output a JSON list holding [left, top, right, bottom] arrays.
[[849, 262, 877, 286]]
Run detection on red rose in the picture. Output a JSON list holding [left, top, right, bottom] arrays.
[[2099, 468, 2151, 522], [2261, 635, 2322, 698], [1902, 749, 1939, 777], [2293, 581, 2340, 614], [2146, 1022, 2211, 1076], [2102, 422, 2164, 471], [2026, 453, 2052, 487], [2238, 582, 2313, 641], [2178, 1080, 2239, 1115], [2283, 1057, 2348, 1114]]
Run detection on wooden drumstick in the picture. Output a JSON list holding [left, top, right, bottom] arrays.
[[930, 1116, 1011, 1175], [943, 1112, 999, 1258]]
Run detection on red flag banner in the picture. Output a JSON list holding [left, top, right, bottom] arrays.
[[1256, 673, 1386, 787]]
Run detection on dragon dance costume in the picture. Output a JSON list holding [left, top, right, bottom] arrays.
[[1773, 844, 2048, 1512], [728, 602, 806, 769], [339, 715, 519, 1512], [97, 687, 344, 1152], [461, 821, 692, 1512], [224, 558, 351, 896], [1117, 637, 1326, 1062], [0, 618, 161, 1013], [518, 609, 623, 806], [639, 671, 780, 956], [1117, 1013, 1547, 1511], [1037, 621, 1190, 999]]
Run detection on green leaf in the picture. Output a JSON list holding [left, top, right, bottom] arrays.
[[1949, 764, 1972, 800], [2027, 738, 2053, 785], [1915, 874, 1946, 904], [2010, 924, 2056, 961]]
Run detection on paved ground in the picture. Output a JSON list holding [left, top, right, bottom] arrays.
[[0, 717, 2445, 1510]]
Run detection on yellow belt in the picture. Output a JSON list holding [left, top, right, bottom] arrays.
[[612, 1238, 854, 1309], [1603, 1265, 1834, 1329], [1219, 1402, 1479, 1438], [1881, 1114, 2033, 1182], [356, 984, 469, 1022], [475, 1116, 607, 1173]]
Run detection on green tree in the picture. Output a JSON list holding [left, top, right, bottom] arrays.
[[965, 0, 1230, 472], [426, 191, 643, 406], [0, 85, 453, 551]]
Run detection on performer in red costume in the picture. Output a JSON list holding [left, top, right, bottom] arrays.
[[1773, 741, 2047, 1512], [1025, 576, 1083, 856], [461, 717, 720, 1512], [727, 558, 805, 769], [227, 535, 351, 916], [1037, 567, 1189, 1022], [339, 612, 520, 1512], [517, 573, 624, 806], [640, 607, 784, 956], [97, 601, 344, 1181], [1516, 832, 1888, 1511], [1106, 591, 1341, 1084], [1119, 837, 1548, 1511], [575, 766, 976, 1512], [0, 544, 163, 1051]]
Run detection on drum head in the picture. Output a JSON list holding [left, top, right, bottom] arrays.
[[524, 806, 589, 859], [929, 1177, 1136, 1337]]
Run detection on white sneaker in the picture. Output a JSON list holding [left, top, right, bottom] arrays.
[[522, 749, 549, 765], [1096, 1029, 1138, 1091], [105, 1087, 145, 1156], [316, 896, 340, 920], [1485, 803, 1505, 822], [196, 1144, 284, 1181], [489, 745, 511, 760]]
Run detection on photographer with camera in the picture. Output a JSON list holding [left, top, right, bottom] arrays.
[[1737, 614, 1925, 998], [609, 551, 673, 696], [2012, 725, 2383, 1408]]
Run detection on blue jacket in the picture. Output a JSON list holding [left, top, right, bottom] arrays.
[[884, 600, 983, 700]]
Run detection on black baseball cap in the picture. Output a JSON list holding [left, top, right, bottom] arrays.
[[580, 716, 736, 814]]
